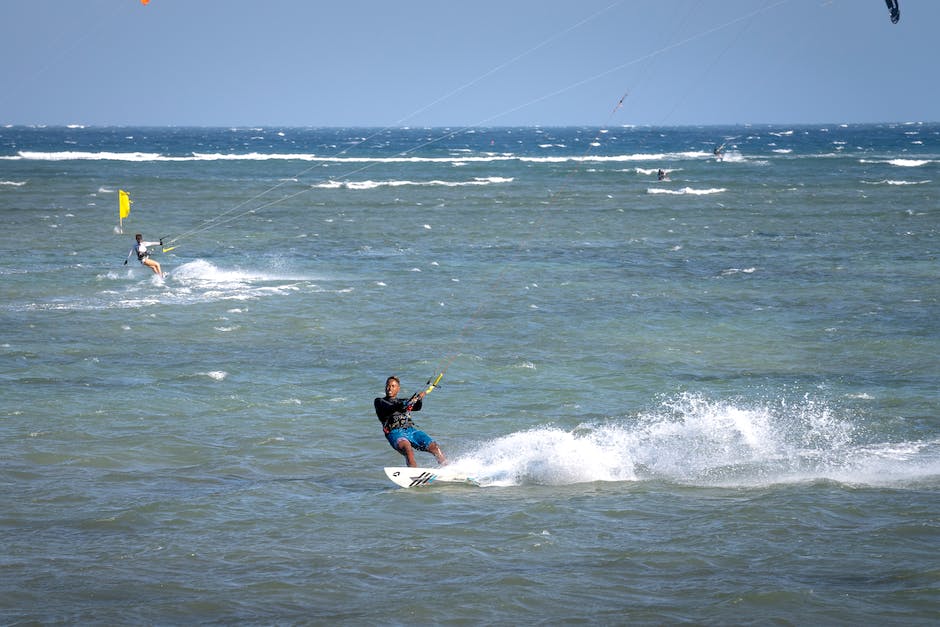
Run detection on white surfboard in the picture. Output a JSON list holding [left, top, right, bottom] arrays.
[[384, 466, 478, 488]]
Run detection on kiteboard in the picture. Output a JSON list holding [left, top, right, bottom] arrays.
[[384, 466, 478, 488]]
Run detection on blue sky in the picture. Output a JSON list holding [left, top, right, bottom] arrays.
[[1, 0, 935, 127]]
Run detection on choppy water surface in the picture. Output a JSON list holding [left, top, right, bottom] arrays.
[[1, 125, 938, 623]]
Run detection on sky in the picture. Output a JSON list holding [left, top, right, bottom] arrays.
[[0, 0, 936, 127]]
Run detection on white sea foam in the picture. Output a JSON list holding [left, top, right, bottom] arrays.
[[0, 180, 26, 186], [198, 371, 228, 381], [861, 179, 929, 186], [313, 176, 513, 190], [888, 159, 931, 167], [647, 187, 726, 195], [169, 259, 319, 285], [161, 260, 317, 304], [3, 150, 713, 165], [454, 425, 640, 487], [7, 151, 166, 161], [56, 259, 319, 311], [451, 394, 940, 489], [718, 151, 746, 162], [860, 158, 931, 167]]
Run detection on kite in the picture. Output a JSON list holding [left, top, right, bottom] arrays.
[[885, 0, 900, 24]]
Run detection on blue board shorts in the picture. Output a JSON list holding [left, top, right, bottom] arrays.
[[386, 426, 434, 452]]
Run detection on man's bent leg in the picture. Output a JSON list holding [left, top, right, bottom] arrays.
[[396, 438, 417, 467], [428, 442, 447, 465]]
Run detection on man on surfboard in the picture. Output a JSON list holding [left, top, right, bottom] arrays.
[[374, 375, 447, 467]]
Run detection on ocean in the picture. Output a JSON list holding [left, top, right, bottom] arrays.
[[1, 124, 938, 624]]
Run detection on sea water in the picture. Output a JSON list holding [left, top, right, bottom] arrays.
[[1, 124, 938, 623]]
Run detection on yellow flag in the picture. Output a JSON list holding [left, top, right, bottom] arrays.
[[119, 190, 132, 219]]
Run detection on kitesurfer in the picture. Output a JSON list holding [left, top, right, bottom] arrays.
[[657, 169, 668, 181], [125, 233, 164, 276], [374, 375, 447, 467]]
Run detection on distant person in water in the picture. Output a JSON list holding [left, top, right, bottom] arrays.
[[374, 375, 447, 467], [657, 169, 668, 181], [713, 144, 725, 160], [125, 233, 164, 276]]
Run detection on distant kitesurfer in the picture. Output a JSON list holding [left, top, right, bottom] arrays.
[[713, 144, 725, 161], [374, 375, 447, 467], [657, 169, 667, 181], [125, 233, 164, 276]]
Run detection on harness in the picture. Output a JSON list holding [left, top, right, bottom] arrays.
[[383, 413, 414, 434]]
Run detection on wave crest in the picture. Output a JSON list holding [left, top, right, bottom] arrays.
[[450, 393, 940, 489]]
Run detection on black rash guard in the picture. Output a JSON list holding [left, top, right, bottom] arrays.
[[374, 396, 422, 433]]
